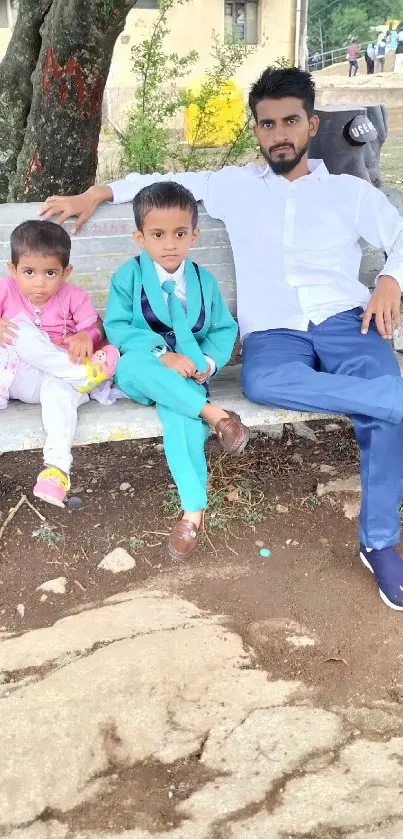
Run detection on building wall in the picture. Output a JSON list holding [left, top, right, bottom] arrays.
[[105, 0, 295, 127], [0, 0, 12, 57]]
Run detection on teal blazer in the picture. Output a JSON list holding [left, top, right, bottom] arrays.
[[104, 251, 238, 372]]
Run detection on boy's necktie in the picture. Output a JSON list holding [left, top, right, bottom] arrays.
[[162, 279, 207, 371]]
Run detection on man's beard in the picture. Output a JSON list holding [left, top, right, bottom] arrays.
[[261, 142, 308, 175]]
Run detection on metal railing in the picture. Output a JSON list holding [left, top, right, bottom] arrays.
[[308, 46, 350, 70]]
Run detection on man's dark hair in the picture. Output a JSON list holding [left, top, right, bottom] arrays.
[[133, 181, 198, 231], [248, 66, 316, 121], [10, 219, 71, 268]]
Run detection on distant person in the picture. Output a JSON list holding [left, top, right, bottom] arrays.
[[365, 43, 375, 74], [347, 39, 360, 77], [311, 51, 321, 71], [375, 37, 388, 72], [395, 29, 403, 73]]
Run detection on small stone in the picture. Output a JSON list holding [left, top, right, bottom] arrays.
[[293, 422, 317, 442], [119, 482, 131, 492], [343, 498, 360, 520], [255, 540, 265, 547], [16, 604, 25, 618], [290, 453, 303, 465], [98, 547, 136, 573], [286, 634, 316, 648], [276, 504, 289, 514], [251, 424, 283, 440], [40, 594, 48, 603], [319, 464, 337, 475], [317, 475, 360, 497], [36, 577, 67, 595], [324, 423, 340, 432]]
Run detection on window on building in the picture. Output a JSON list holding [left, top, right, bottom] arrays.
[[224, 1, 258, 45], [135, 0, 159, 7], [0, 0, 9, 28]]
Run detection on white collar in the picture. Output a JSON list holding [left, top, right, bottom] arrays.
[[153, 260, 185, 284], [257, 158, 329, 182]]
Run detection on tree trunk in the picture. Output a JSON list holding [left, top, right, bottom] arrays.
[[9, 0, 137, 201], [0, 0, 54, 202]]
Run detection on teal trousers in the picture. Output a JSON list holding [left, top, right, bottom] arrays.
[[116, 352, 210, 511]]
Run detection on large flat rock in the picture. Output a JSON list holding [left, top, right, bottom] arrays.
[[2, 589, 403, 838]]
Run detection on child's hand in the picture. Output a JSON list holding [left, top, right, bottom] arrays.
[[0, 318, 18, 346], [194, 363, 212, 385], [63, 331, 94, 363], [160, 351, 196, 378]]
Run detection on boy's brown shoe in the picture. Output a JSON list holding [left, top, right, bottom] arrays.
[[216, 411, 250, 456], [168, 519, 199, 560]]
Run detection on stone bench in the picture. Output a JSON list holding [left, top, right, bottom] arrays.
[[0, 193, 402, 453]]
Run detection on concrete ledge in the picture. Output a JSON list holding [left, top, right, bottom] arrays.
[[2, 355, 402, 453], [0, 366, 331, 453]]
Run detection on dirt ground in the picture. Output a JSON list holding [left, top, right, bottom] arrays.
[[3, 420, 403, 712]]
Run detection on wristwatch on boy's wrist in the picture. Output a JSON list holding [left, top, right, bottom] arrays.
[[153, 346, 168, 358]]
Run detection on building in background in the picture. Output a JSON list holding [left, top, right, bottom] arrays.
[[0, 0, 297, 128], [107, 0, 296, 127]]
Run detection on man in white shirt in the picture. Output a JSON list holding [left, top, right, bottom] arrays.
[[42, 66, 403, 610]]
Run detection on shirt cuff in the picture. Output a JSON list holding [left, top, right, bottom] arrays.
[[108, 177, 139, 205], [204, 354, 216, 376]]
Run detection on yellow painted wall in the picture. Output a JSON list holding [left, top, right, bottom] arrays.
[[0, 28, 10, 55], [110, 0, 293, 93], [0, 0, 12, 55]]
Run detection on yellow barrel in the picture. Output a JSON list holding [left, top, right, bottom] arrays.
[[184, 78, 245, 147]]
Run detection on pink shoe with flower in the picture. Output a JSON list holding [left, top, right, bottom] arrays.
[[33, 466, 70, 508], [78, 345, 120, 394]]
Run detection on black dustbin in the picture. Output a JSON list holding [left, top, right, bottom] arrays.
[[309, 103, 387, 188]]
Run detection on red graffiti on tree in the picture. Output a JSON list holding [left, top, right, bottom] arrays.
[[23, 152, 43, 195], [42, 47, 102, 114]]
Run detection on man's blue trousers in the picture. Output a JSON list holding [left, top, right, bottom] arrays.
[[242, 308, 403, 549]]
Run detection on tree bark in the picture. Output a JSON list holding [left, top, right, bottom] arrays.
[[9, 0, 137, 201], [0, 0, 54, 202]]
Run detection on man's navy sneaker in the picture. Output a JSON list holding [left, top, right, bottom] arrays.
[[360, 545, 403, 610]]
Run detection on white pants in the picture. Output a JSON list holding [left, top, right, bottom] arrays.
[[8, 319, 89, 474], [395, 54, 403, 73]]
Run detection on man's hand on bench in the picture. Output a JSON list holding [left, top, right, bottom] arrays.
[[361, 275, 401, 340], [40, 185, 113, 234]]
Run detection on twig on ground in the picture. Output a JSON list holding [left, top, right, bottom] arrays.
[[24, 497, 47, 522], [0, 495, 26, 541]]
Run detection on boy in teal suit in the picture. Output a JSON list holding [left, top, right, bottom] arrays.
[[104, 182, 249, 560]]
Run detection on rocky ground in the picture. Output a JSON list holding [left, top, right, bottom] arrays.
[[2, 423, 403, 837]]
